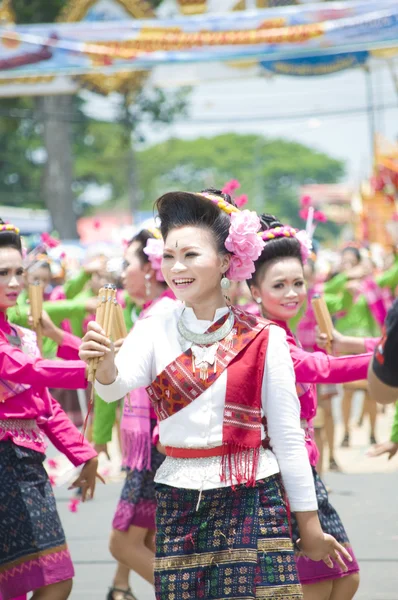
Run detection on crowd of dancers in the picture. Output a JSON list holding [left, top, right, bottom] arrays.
[[0, 187, 397, 600]]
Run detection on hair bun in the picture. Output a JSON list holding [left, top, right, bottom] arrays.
[[259, 213, 283, 231]]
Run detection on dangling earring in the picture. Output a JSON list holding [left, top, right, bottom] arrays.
[[145, 273, 151, 297], [221, 274, 231, 305]]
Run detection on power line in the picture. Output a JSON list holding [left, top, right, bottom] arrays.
[[0, 101, 397, 125]]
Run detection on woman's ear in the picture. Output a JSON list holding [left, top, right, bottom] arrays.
[[220, 253, 231, 275], [249, 284, 261, 304]]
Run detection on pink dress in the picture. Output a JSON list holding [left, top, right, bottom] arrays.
[[0, 311, 95, 600]]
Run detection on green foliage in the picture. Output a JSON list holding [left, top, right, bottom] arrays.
[[12, 0, 65, 24], [0, 97, 43, 207], [11, 0, 164, 24], [135, 133, 345, 233]]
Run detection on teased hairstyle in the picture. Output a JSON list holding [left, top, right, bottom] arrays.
[[0, 219, 22, 254], [248, 213, 302, 287], [155, 188, 236, 255]]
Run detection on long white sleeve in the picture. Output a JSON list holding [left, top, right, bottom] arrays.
[[263, 326, 317, 512]]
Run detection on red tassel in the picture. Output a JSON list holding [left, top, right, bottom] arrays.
[[220, 444, 260, 489]]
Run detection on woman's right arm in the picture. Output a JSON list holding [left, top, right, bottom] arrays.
[[263, 325, 317, 512], [79, 320, 153, 403], [263, 325, 352, 569]]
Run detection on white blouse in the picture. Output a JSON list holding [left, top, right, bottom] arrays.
[[95, 305, 317, 512]]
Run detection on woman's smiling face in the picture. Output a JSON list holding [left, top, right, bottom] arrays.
[[161, 226, 229, 308], [251, 257, 307, 322]]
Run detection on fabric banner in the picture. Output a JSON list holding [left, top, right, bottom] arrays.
[[0, 0, 397, 79], [261, 51, 369, 77]]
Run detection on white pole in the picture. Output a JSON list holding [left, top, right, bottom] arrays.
[[306, 206, 315, 239]]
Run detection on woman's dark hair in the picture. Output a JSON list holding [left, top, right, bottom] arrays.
[[0, 219, 22, 254], [128, 229, 156, 266], [248, 213, 302, 287], [155, 188, 236, 254], [341, 245, 361, 264]]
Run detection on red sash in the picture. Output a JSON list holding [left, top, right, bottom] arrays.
[[146, 307, 271, 486]]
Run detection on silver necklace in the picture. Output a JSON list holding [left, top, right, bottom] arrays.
[[177, 309, 236, 381], [177, 309, 235, 346]]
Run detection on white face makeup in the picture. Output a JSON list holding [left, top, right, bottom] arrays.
[[252, 257, 307, 322], [162, 226, 229, 312], [0, 247, 24, 311]]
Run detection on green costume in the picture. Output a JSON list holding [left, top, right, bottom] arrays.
[[391, 403, 398, 444], [8, 269, 91, 357], [324, 259, 398, 338]]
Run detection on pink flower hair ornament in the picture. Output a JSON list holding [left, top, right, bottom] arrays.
[[260, 226, 312, 264], [143, 237, 165, 282], [197, 192, 265, 281]]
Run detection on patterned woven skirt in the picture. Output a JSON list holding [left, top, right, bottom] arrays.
[[154, 473, 303, 600], [291, 468, 359, 585], [0, 442, 74, 600], [113, 441, 165, 532]]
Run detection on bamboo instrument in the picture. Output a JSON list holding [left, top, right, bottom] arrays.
[[87, 284, 118, 386], [112, 303, 128, 341], [28, 282, 44, 354], [311, 294, 334, 354]]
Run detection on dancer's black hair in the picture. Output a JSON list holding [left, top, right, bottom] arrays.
[[248, 213, 302, 287], [0, 219, 22, 253], [155, 188, 236, 254]]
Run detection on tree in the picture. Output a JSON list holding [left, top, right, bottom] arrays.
[[2, 0, 188, 237], [134, 133, 345, 238]]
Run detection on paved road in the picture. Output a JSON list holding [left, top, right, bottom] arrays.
[[52, 396, 398, 600]]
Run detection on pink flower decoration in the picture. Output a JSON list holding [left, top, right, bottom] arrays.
[[49, 475, 56, 487], [222, 179, 240, 195], [93, 219, 101, 230], [40, 232, 60, 248], [234, 194, 248, 208], [225, 210, 264, 281], [300, 195, 312, 208], [314, 210, 327, 223], [225, 210, 264, 261], [299, 208, 309, 221], [227, 255, 256, 280], [143, 238, 165, 282], [48, 458, 58, 469], [68, 498, 80, 513]]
